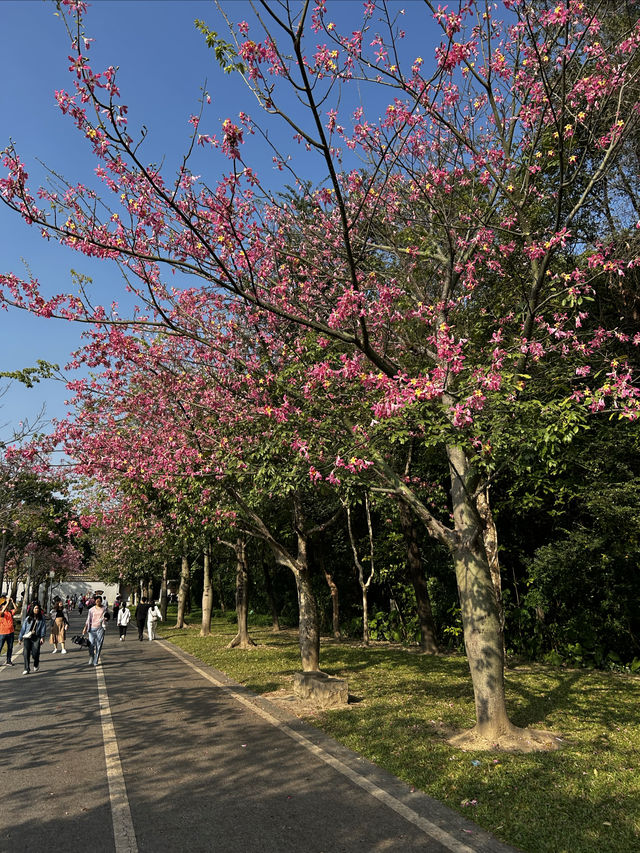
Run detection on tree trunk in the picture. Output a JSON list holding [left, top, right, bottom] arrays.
[[159, 560, 168, 622], [21, 557, 34, 621], [345, 496, 375, 648], [294, 565, 320, 671], [398, 501, 439, 654], [201, 542, 213, 637], [228, 537, 255, 649], [261, 554, 280, 631], [476, 486, 505, 637], [224, 486, 323, 673], [175, 552, 190, 629], [362, 586, 370, 646], [447, 445, 514, 741], [319, 552, 340, 639]]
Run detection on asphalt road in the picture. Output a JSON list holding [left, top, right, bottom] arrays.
[[0, 612, 519, 853]]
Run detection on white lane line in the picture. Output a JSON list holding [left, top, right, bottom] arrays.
[[95, 663, 139, 853], [159, 641, 478, 853]]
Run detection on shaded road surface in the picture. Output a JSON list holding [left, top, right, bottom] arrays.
[[0, 612, 518, 853]]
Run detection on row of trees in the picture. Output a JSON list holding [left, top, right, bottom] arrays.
[[0, 459, 83, 614], [1, 0, 639, 748]]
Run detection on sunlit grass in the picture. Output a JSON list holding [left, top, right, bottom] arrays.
[[158, 609, 640, 853]]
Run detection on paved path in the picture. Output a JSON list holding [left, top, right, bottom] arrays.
[[0, 612, 519, 853]]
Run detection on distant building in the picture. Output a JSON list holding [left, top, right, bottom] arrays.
[[42, 576, 121, 604]]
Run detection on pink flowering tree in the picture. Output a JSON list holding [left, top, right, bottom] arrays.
[[2, 0, 640, 746]]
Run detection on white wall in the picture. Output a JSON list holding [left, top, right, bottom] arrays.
[[41, 578, 122, 605]]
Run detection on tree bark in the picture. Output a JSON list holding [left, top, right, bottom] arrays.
[[227, 537, 255, 649], [398, 501, 439, 654], [175, 551, 190, 629], [159, 560, 168, 622], [201, 542, 214, 637], [447, 445, 514, 740], [345, 495, 375, 646], [294, 565, 320, 671], [318, 552, 340, 639], [476, 486, 505, 637]]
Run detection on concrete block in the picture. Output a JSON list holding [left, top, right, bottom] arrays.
[[293, 670, 349, 708]]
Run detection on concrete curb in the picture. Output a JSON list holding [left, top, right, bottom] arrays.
[[156, 637, 521, 853]]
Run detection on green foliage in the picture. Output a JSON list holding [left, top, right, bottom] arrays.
[[0, 359, 59, 388], [194, 20, 246, 74], [500, 419, 640, 668]]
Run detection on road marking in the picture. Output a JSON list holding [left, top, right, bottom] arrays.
[[95, 664, 139, 853], [160, 641, 478, 853]]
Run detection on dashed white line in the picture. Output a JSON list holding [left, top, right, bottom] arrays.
[[95, 663, 139, 853]]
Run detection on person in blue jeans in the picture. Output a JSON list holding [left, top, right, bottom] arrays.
[[18, 602, 47, 674], [82, 594, 108, 666], [0, 596, 17, 665]]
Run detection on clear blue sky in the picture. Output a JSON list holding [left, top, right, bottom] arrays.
[[0, 1, 437, 446], [0, 0, 254, 442]]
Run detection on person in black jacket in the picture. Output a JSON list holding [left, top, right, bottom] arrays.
[[135, 597, 150, 641], [18, 603, 47, 674]]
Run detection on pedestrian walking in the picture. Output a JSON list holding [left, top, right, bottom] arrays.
[[135, 597, 150, 641], [18, 602, 47, 674], [82, 594, 108, 666], [78, 597, 84, 615], [0, 596, 17, 666], [146, 600, 162, 641], [117, 600, 131, 641], [49, 601, 69, 654]]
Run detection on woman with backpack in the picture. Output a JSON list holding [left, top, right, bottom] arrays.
[[18, 602, 47, 674]]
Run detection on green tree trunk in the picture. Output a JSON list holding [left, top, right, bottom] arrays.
[[447, 445, 513, 740]]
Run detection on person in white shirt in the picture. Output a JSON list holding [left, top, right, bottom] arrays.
[[117, 601, 132, 641], [146, 600, 162, 641]]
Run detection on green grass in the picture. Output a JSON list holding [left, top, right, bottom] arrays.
[[158, 609, 640, 853]]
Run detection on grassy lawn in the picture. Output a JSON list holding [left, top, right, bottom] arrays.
[[157, 609, 640, 853]]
